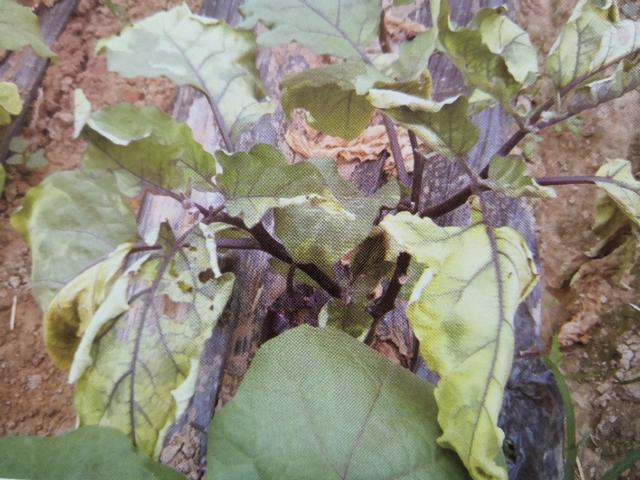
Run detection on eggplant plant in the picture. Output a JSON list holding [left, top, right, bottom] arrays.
[[2, 0, 640, 479]]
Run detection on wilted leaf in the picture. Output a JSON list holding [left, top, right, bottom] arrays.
[[208, 325, 469, 480], [11, 170, 138, 310], [97, 4, 273, 143], [281, 62, 383, 141], [81, 104, 217, 196], [274, 157, 399, 273], [432, 0, 529, 108], [546, 0, 640, 88], [73, 225, 235, 457], [594, 158, 640, 227], [0, 426, 186, 480], [241, 0, 380, 62], [380, 206, 538, 480], [0, 0, 54, 58], [216, 144, 337, 227], [485, 155, 556, 198], [43, 243, 133, 372], [367, 91, 479, 157], [0, 81, 23, 125]]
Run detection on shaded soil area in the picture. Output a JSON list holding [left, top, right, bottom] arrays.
[[0, 0, 639, 479]]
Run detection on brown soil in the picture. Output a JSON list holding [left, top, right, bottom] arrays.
[[1, 1, 639, 479]]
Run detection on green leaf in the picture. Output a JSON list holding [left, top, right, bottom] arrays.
[[485, 155, 556, 199], [0, 163, 5, 197], [25, 148, 49, 170], [0, 81, 23, 125], [74, 88, 92, 138], [367, 91, 479, 158], [9, 135, 29, 153], [216, 144, 337, 227], [208, 325, 469, 480], [432, 0, 530, 108], [380, 206, 538, 480], [274, 157, 399, 273], [71, 225, 235, 457], [0, 426, 187, 480], [546, 0, 640, 88], [81, 104, 217, 196], [281, 62, 383, 141], [240, 0, 380, 61], [594, 158, 640, 228], [10, 170, 138, 310], [97, 4, 273, 143], [600, 449, 640, 480], [0, 0, 54, 58], [391, 29, 438, 81]]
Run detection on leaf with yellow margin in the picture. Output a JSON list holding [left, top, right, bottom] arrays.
[[380, 202, 538, 480]]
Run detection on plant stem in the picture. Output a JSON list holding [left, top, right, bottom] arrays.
[[382, 114, 411, 186], [369, 252, 411, 320], [409, 130, 424, 213]]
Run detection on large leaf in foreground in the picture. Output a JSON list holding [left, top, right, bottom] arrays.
[[216, 144, 337, 227], [241, 0, 380, 61], [80, 104, 217, 196], [97, 4, 273, 143], [367, 90, 479, 158], [593, 158, 640, 227], [208, 325, 469, 480], [546, 0, 640, 88], [381, 208, 538, 480], [0, 426, 186, 480], [67, 226, 235, 457], [0, 0, 54, 58], [11, 170, 138, 310], [0, 81, 23, 125], [274, 157, 399, 273]]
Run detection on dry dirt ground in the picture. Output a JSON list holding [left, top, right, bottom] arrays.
[[0, 0, 639, 478]]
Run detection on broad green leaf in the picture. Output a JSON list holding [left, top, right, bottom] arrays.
[[216, 144, 337, 227], [97, 4, 273, 143], [368, 91, 479, 158], [485, 155, 556, 199], [546, 0, 640, 88], [0, 164, 5, 197], [281, 62, 383, 141], [274, 157, 400, 273], [81, 104, 217, 196], [208, 325, 469, 480], [0, 81, 23, 125], [473, 7, 538, 86], [432, 0, 528, 108], [0, 0, 54, 58], [73, 225, 235, 457], [380, 207, 538, 480], [11, 170, 138, 310], [240, 0, 380, 62], [0, 426, 186, 480], [319, 298, 373, 338], [391, 29, 438, 81], [594, 158, 640, 228], [44, 243, 133, 372]]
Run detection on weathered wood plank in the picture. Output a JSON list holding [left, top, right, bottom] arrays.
[[0, 0, 78, 161]]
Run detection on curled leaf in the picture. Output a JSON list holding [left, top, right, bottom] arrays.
[[593, 158, 640, 227], [208, 325, 469, 479], [97, 4, 273, 143], [381, 207, 538, 480], [485, 155, 556, 199]]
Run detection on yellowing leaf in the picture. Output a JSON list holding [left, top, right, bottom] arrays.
[[216, 144, 338, 227], [208, 325, 470, 480], [367, 91, 479, 158], [380, 207, 538, 480], [546, 0, 640, 88], [11, 170, 138, 310], [0, 81, 23, 125], [73, 225, 235, 457], [594, 158, 640, 227], [44, 243, 133, 372], [97, 4, 273, 143], [281, 62, 383, 141], [0, 0, 54, 58], [485, 155, 556, 199], [432, 0, 529, 108], [241, 0, 380, 62], [80, 104, 217, 196]]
